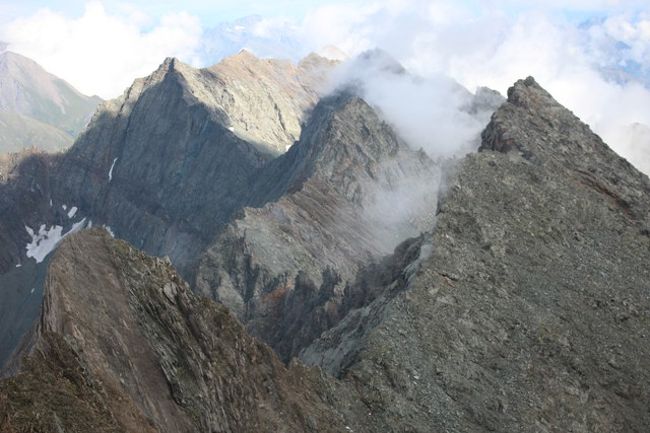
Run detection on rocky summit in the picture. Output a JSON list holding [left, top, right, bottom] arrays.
[[0, 48, 649, 433]]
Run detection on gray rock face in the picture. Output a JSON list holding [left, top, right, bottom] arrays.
[[0, 51, 336, 367], [300, 77, 650, 432], [55, 57, 269, 275], [0, 151, 63, 367], [196, 93, 438, 361], [54, 53, 334, 275]]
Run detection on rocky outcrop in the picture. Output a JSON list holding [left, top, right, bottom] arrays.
[[207, 50, 337, 154], [299, 77, 650, 432], [1, 229, 365, 433]]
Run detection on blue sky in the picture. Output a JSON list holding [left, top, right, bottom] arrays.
[[0, 0, 368, 26], [2, 0, 644, 28]]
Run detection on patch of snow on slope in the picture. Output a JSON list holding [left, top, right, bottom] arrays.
[[109, 158, 118, 181], [25, 218, 89, 263], [103, 225, 115, 238], [67, 206, 78, 218]]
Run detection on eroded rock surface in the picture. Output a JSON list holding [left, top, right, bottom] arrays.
[[300, 77, 650, 432], [1, 229, 363, 433], [196, 93, 438, 361]]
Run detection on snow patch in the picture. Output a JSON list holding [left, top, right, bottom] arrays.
[[15, 263, 21, 268], [62, 204, 67, 211], [67, 206, 78, 219], [103, 225, 115, 238], [25, 218, 89, 263], [108, 158, 118, 182]]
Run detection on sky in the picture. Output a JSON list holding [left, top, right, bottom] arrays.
[[0, 0, 649, 173]]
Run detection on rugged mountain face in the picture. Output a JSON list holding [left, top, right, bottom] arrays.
[[207, 50, 336, 153], [54, 52, 335, 275], [0, 51, 337, 366], [0, 150, 63, 367], [299, 77, 650, 432], [0, 229, 365, 433], [196, 93, 438, 361], [2, 46, 649, 433], [0, 51, 101, 153]]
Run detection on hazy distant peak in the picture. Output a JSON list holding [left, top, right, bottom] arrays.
[[0, 50, 101, 154]]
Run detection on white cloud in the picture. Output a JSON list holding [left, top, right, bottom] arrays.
[[326, 50, 488, 159], [2, 1, 203, 98], [299, 0, 650, 174]]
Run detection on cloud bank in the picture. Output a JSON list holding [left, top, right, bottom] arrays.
[[327, 49, 492, 160], [300, 1, 650, 174]]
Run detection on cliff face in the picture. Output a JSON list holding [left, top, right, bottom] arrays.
[[300, 77, 650, 432], [53, 52, 335, 276], [0, 52, 335, 367]]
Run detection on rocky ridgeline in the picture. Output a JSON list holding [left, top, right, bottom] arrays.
[[1, 229, 363, 433], [0, 52, 649, 433], [0, 51, 337, 365], [300, 77, 650, 432], [196, 93, 438, 361]]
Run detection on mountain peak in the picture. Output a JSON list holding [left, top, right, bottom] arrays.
[[505, 75, 556, 110], [482, 76, 650, 220], [216, 49, 269, 69]]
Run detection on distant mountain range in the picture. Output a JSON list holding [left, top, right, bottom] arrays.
[[0, 50, 101, 154]]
